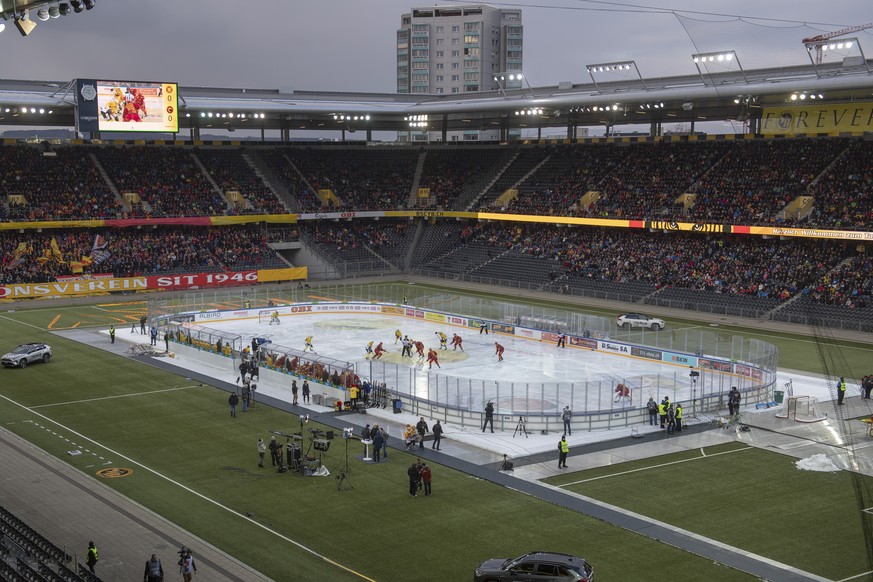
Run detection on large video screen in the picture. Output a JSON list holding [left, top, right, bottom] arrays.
[[76, 79, 179, 133]]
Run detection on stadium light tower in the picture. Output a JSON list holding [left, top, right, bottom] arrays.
[[802, 23, 873, 63], [692, 50, 747, 85], [803, 37, 870, 75], [492, 72, 536, 99], [585, 60, 646, 93]]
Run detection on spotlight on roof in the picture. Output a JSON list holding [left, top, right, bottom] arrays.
[[58, 3, 71, 15], [15, 12, 38, 36], [71, 0, 84, 13], [49, 4, 60, 18], [37, 8, 50, 21], [83, 0, 95, 9]]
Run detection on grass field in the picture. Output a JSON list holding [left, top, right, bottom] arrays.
[[545, 442, 873, 580], [1, 284, 871, 581]]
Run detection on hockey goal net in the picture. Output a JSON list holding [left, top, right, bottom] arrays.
[[258, 310, 278, 325], [775, 396, 826, 423]]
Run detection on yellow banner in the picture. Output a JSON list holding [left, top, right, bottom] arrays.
[[0, 219, 105, 231], [0, 277, 148, 299], [477, 212, 632, 228], [761, 102, 873, 135], [256, 267, 308, 282], [210, 214, 297, 226]]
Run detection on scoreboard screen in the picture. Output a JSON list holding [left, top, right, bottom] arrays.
[[76, 79, 179, 133]]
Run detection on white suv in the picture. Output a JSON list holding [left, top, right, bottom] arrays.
[[616, 313, 665, 331], [2, 343, 53, 368]]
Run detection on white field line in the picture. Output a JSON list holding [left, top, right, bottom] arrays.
[[559, 446, 753, 487], [0, 392, 376, 581]]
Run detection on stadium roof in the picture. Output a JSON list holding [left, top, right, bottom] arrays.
[[0, 59, 872, 135]]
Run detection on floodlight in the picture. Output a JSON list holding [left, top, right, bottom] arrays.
[[71, 0, 84, 12], [84, 0, 95, 9], [15, 15, 37, 36], [37, 9, 50, 21], [49, 5, 60, 18], [58, 3, 71, 15]]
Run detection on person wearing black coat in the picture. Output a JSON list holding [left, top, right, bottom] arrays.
[[482, 401, 494, 433], [431, 420, 443, 450]]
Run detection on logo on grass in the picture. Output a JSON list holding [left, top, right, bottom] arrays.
[[97, 467, 134, 478]]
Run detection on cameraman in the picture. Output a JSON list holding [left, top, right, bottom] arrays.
[[269, 436, 282, 467]]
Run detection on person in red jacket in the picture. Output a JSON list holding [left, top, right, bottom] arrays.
[[494, 342, 505, 362], [420, 463, 433, 496]]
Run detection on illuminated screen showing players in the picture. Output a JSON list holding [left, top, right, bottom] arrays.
[[96, 81, 178, 133]]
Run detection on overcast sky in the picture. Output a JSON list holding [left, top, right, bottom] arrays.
[[1, 0, 870, 93]]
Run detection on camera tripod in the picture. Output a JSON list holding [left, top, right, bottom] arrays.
[[336, 437, 353, 490], [685, 374, 701, 422], [513, 416, 528, 438]]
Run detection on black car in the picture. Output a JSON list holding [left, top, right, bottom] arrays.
[[474, 551, 594, 581]]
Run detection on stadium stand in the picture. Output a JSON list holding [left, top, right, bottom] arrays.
[[0, 505, 83, 582], [0, 225, 287, 283], [0, 145, 119, 221], [1, 138, 871, 330], [193, 147, 287, 214], [94, 146, 226, 217]]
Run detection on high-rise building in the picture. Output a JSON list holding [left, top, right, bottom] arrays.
[[397, 4, 523, 142]]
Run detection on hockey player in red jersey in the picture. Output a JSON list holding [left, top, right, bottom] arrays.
[[451, 333, 464, 352], [373, 342, 386, 360], [414, 340, 425, 360], [426, 348, 441, 369], [494, 342, 505, 362]]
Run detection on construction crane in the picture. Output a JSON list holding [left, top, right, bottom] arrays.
[[802, 23, 873, 64]]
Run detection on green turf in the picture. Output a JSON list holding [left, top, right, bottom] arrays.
[[1, 282, 871, 580], [0, 311, 760, 581], [545, 443, 873, 580]]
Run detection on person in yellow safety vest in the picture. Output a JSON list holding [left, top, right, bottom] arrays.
[[658, 399, 668, 429], [350, 385, 359, 409], [86, 541, 98, 573], [395, 329, 402, 344], [558, 435, 570, 469], [675, 403, 683, 432], [837, 376, 847, 405]]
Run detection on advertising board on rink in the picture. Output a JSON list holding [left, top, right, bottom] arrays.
[[698, 358, 733, 373], [424, 312, 447, 323], [663, 352, 698, 367], [569, 336, 598, 349], [632, 346, 663, 361], [599, 340, 630, 354]]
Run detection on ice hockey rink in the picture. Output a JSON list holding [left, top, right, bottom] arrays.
[[200, 311, 755, 411]]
